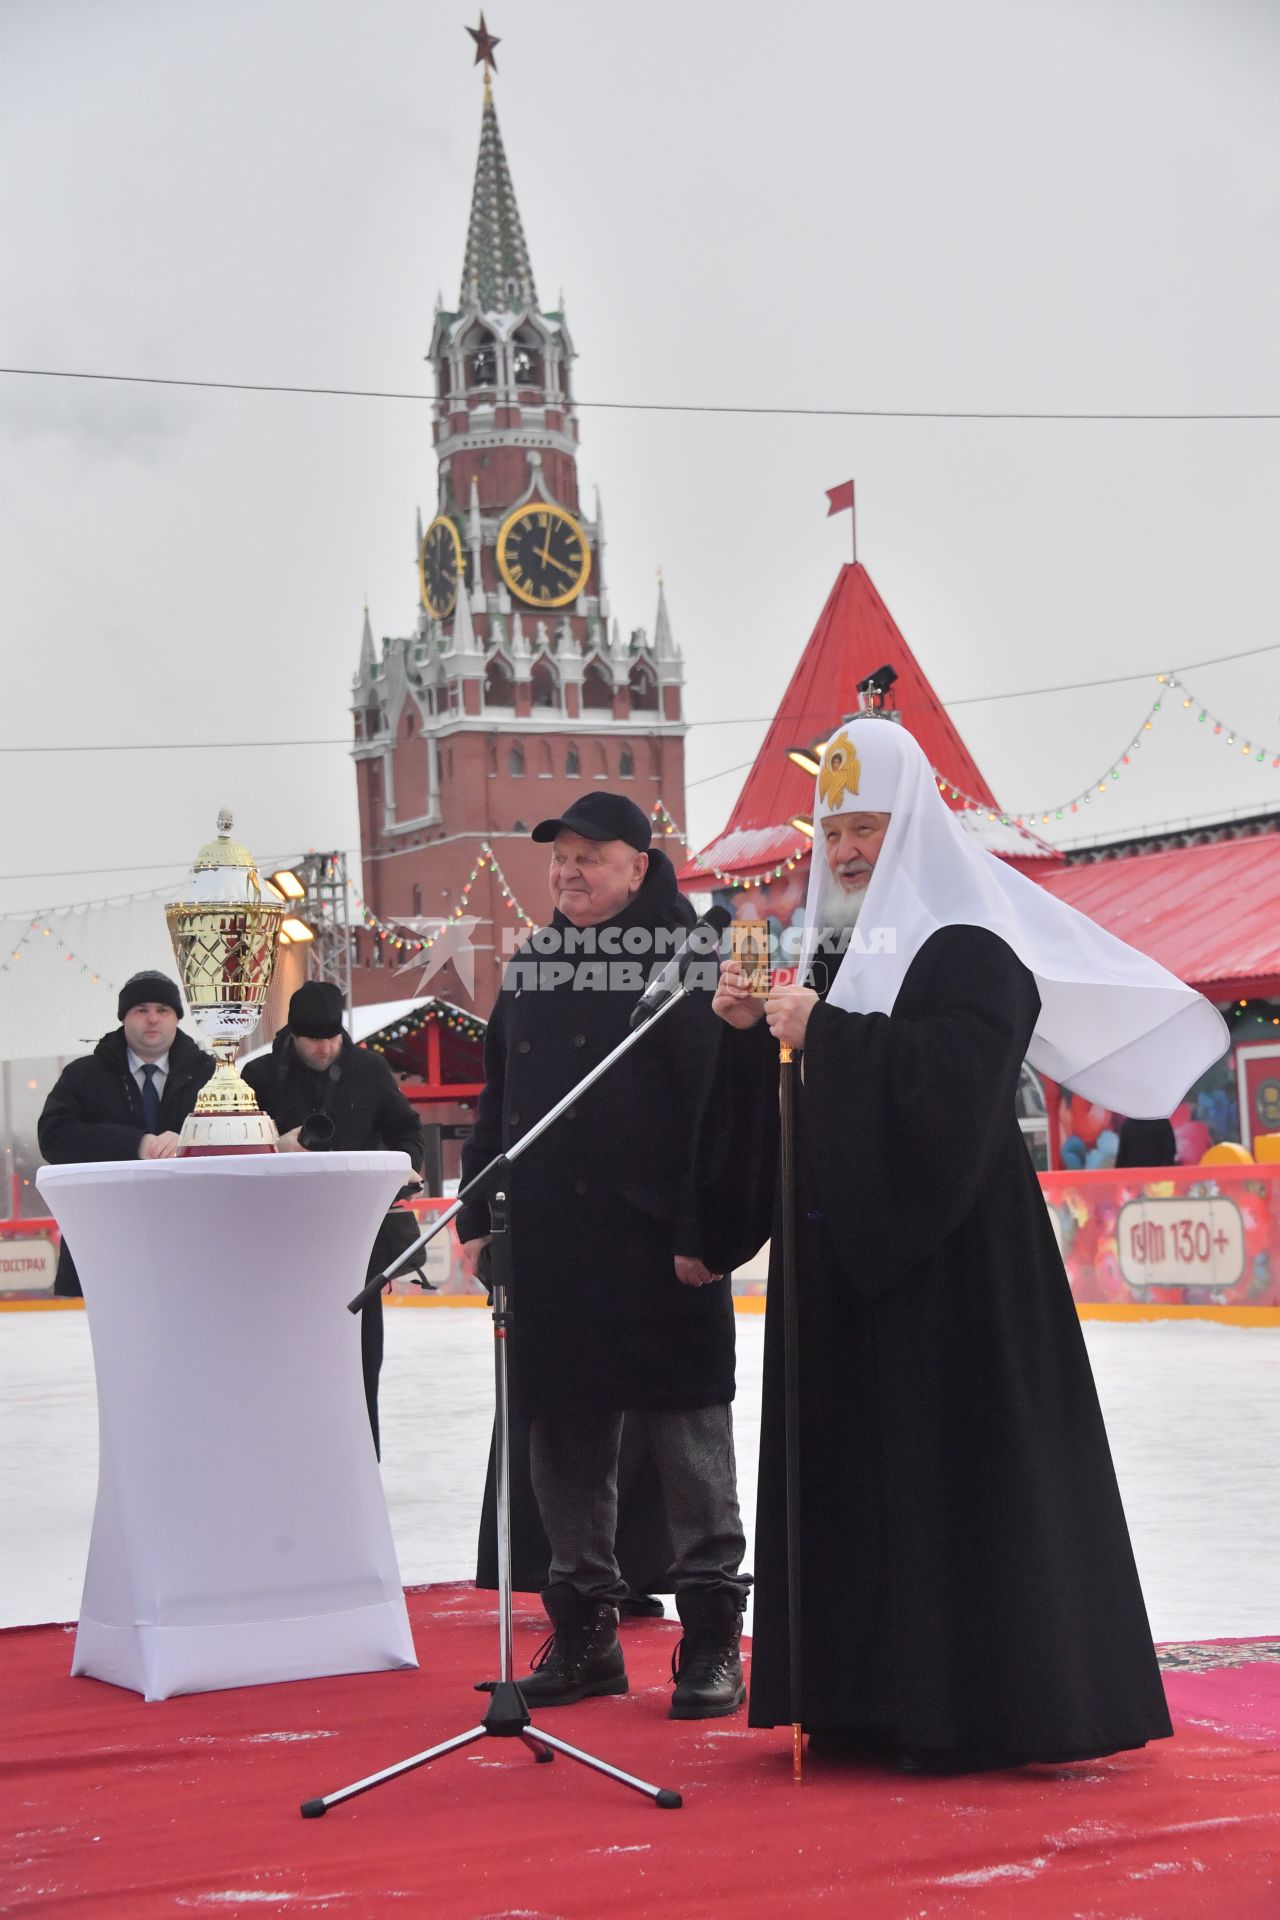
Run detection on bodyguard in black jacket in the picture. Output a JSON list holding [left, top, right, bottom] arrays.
[[241, 981, 424, 1458], [38, 970, 215, 1297]]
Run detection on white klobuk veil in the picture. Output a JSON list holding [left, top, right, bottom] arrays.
[[798, 716, 1228, 1116]]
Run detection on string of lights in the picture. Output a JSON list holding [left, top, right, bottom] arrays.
[[692, 674, 1280, 887], [698, 851, 809, 892], [364, 1000, 487, 1054], [1, 912, 112, 986], [650, 796, 809, 891], [353, 842, 536, 954], [933, 672, 1280, 831], [1226, 999, 1280, 1028]]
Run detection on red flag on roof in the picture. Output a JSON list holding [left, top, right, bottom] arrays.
[[826, 480, 855, 516]]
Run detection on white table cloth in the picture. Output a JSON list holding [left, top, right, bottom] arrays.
[[36, 1152, 418, 1701]]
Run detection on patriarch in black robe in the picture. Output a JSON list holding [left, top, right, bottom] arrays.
[[698, 716, 1227, 1769]]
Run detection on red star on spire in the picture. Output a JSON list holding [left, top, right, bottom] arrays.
[[466, 13, 500, 75]]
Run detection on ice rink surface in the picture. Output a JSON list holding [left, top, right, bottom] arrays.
[[2, 1307, 1277, 1640]]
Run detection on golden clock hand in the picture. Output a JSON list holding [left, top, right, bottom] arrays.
[[542, 552, 580, 578]]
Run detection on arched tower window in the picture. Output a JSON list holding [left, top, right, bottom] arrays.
[[582, 659, 613, 711], [594, 741, 609, 780], [619, 747, 635, 779], [531, 657, 560, 709], [465, 327, 497, 391], [512, 325, 544, 390], [508, 742, 526, 776], [484, 656, 515, 708], [629, 660, 658, 712], [565, 742, 581, 778]]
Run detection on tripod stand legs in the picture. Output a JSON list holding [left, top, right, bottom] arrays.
[[519, 1724, 682, 1807], [300, 1680, 681, 1816], [301, 1724, 489, 1817]]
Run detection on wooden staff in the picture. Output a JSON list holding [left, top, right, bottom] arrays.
[[777, 1036, 803, 1782], [734, 919, 804, 1781]]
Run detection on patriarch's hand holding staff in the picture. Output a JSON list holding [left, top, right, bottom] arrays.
[[764, 985, 818, 1053], [714, 963, 818, 1051]]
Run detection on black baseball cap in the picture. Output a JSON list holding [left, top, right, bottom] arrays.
[[531, 792, 652, 853]]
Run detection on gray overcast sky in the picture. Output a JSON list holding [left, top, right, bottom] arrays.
[[2, 0, 1279, 920]]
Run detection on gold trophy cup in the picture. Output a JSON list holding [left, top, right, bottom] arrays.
[[166, 810, 285, 1155]]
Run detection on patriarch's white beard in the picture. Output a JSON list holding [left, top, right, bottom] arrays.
[[819, 880, 869, 938]]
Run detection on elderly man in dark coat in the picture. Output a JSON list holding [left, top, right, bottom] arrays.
[[38, 970, 215, 1297], [242, 981, 424, 1459], [458, 792, 749, 1719]]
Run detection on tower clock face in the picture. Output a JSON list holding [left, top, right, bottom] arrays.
[[497, 503, 590, 609], [420, 516, 465, 617]]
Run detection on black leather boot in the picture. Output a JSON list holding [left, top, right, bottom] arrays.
[[617, 1590, 666, 1620], [669, 1588, 746, 1720], [518, 1583, 628, 1707]]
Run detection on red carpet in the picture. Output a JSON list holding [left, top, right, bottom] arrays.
[[4, 1587, 1277, 1919]]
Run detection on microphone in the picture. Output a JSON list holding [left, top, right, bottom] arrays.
[[629, 905, 732, 1030]]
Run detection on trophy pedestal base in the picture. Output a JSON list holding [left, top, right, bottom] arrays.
[[178, 1110, 280, 1156], [179, 1142, 278, 1158]]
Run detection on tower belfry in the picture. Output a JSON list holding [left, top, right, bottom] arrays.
[[351, 22, 688, 1017]]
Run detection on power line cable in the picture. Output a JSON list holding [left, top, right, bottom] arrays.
[[944, 641, 1280, 706], [0, 847, 344, 888], [686, 759, 756, 789], [4, 639, 1279, 757], [2, 364, 1279, 422], [0, 738, 352, 756]]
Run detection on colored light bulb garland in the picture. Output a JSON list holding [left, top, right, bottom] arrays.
[[355, 842, 536, 955], [0, 913, 110, 985]]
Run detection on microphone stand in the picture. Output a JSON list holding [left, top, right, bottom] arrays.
[[301, 982, 699, 1820]]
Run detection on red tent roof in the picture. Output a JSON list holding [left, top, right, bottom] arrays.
[[685, 562, 1052, 882], [1037, 833, 1280, 1002]]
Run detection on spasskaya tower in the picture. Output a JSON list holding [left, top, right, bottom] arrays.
[[351, 18, 688, 1017]]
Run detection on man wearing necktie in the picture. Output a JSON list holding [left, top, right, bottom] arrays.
[[38, 970, 216, 1296]]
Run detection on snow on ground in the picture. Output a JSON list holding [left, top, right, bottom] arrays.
[[1, 1309, 1276, 1640]]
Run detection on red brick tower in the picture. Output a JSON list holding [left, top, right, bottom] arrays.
[[350, 53, 687, 1018]]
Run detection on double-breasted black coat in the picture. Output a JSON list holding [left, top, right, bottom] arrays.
[[457, 849, 734, 1417], [38, 1027, 216, 1296]]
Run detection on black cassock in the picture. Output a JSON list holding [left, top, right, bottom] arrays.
[[698, 923, 1172, 1760]]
